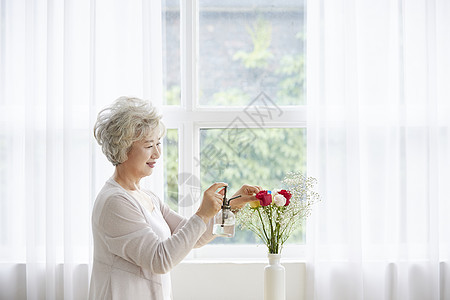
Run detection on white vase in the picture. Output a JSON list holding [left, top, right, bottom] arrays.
[[264, 253, 286, 300]]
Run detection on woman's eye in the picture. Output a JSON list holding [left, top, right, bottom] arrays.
[[145, 141, 161, 148]]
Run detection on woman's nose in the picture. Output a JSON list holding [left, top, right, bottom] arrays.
[[152, 145, 161, 159]]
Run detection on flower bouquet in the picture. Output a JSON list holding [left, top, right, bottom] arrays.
[[237, 171, 319, 254]]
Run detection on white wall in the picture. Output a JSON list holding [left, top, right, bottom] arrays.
[[172, 261, 306, 300]]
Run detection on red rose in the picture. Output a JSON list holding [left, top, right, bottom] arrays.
[[278, 190, 292, 206], [255, 190, 272, 206]]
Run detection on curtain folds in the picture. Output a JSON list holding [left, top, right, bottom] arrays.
[[0, 0, 91, 299], [0, 0, 160, 299], [306, 0, 450, 299]]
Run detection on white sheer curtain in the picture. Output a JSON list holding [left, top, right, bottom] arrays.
[[0, 0, 161, 299], [306, 0, 450, 299]]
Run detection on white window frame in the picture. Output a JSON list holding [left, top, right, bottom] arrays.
[[157, 0, 307, 260]]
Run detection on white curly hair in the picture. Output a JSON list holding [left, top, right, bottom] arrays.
[[94, 96, 166, 166]]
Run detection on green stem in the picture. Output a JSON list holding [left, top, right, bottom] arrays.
[[267, 207, 272, 253], [275, 210, 280, 253], [247, 225, 267, 244], [257, 208, 270, 245]]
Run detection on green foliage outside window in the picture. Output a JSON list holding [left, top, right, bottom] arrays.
[[200, 128, 306, 244], [164, 129, 179, 212], [233, 17, 274, 70]]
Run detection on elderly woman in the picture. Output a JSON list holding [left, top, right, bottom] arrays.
[[89, 97, 259, 299]]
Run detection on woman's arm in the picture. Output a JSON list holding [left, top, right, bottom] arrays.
[[154, 184, 226, 248], [100, 183, 226, 274], [157, 200, 217, 248], [100, 195, 207, 275]]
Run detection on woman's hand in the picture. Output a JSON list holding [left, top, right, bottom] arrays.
[[229, 184, 262, 212], [195, 182, 228, 224]]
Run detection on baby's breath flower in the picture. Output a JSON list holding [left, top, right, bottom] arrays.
[[237, 171, 320, 254]]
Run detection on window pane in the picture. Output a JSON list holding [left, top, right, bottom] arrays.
[[199, 0, 305, 106], [164, 129, 179, 211], [162, 0, 181, 105], [199, 128, 306, 244]]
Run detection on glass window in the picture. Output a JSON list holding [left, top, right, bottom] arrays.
[[164, 129, 179, 211], [162, 0, 181, 105], [161, 0, 307, 257], [199, 0, 305, 106], [199, 128, 306, 244]]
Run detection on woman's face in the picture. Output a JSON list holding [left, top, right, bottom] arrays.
[[121, 129, 162, 179]]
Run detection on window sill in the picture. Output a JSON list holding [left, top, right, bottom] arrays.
[[188, 243, 307, 261]]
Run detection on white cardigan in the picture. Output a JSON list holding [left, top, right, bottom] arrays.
[[89, 178, 215, 299]]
